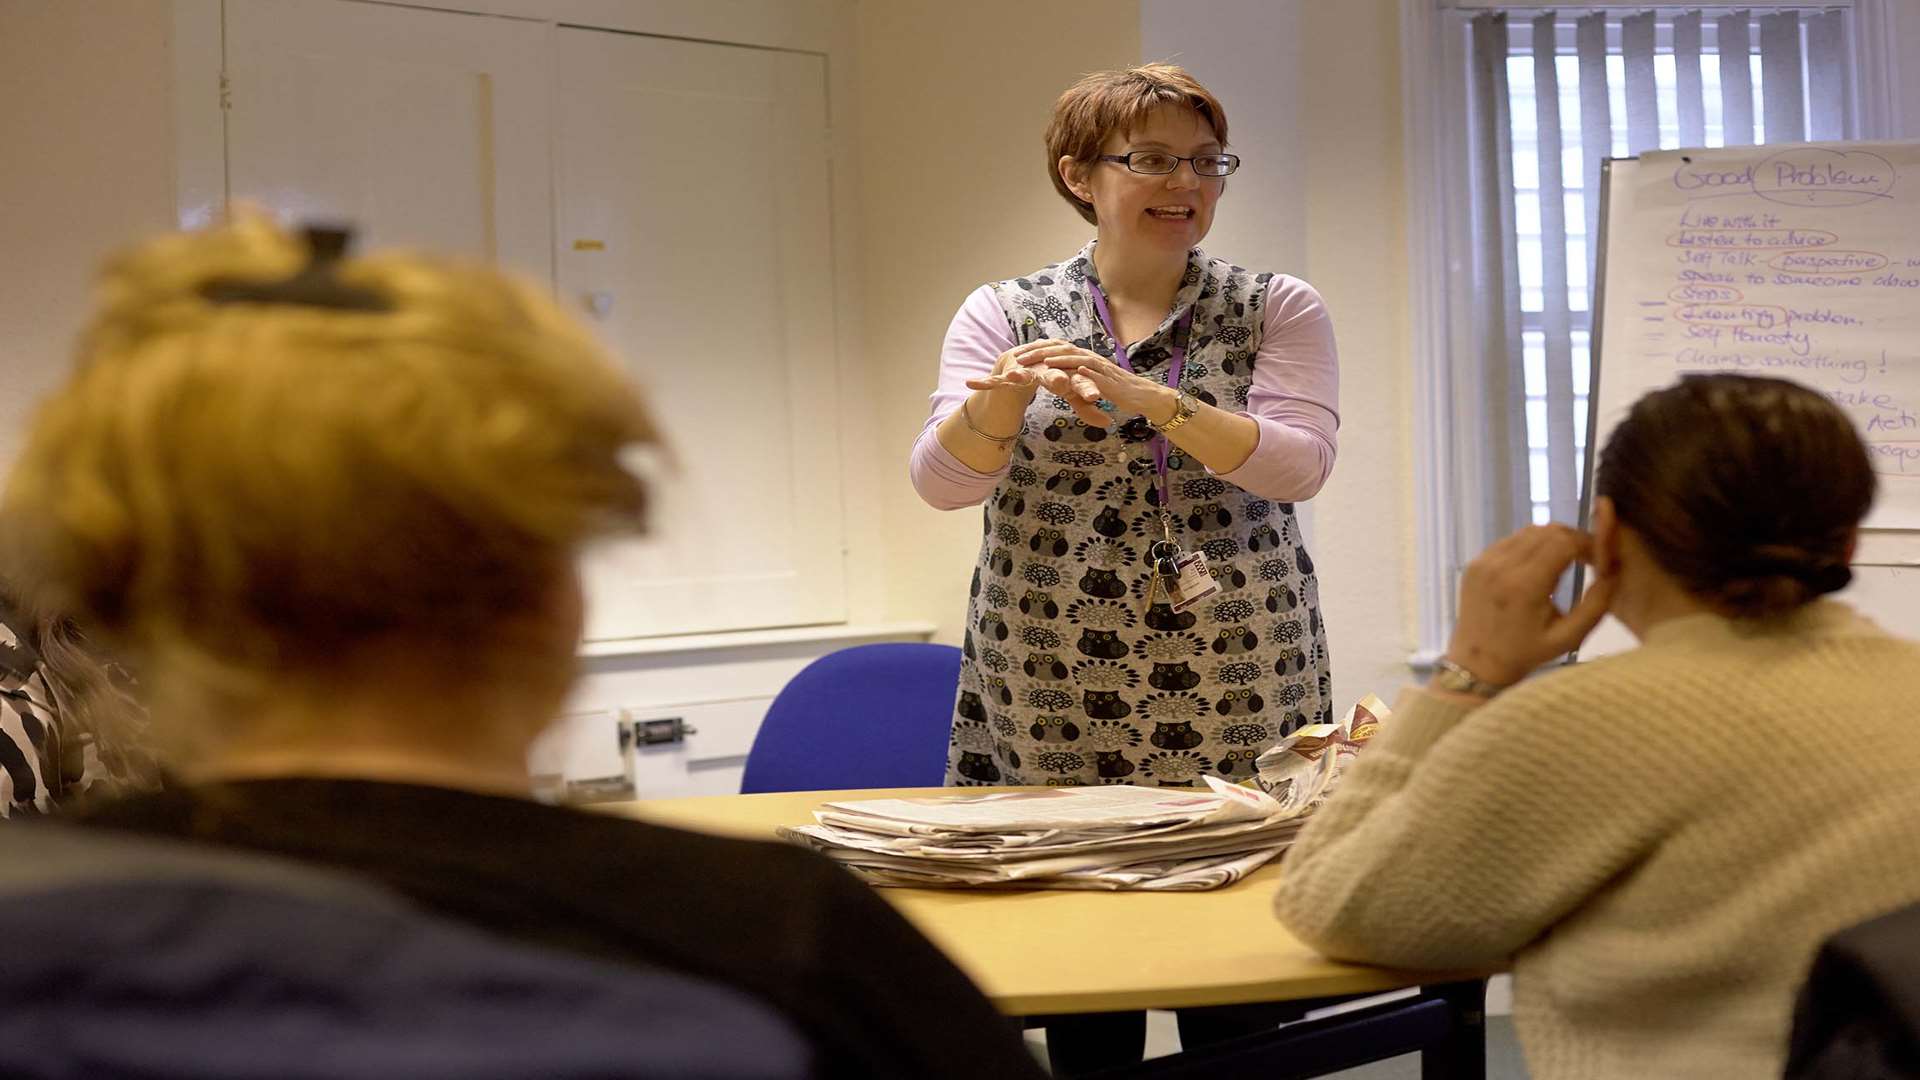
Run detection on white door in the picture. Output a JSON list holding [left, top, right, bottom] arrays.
[[555, 28, 847, 640], [222, 0, 553, 280]]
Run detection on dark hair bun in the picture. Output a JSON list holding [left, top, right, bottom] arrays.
[[1712, 546, 1853, 618], [1596, 375, 1873, 620], [1713, 576, 1813, 619]]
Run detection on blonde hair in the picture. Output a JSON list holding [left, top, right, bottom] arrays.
[[1, 216, 658, 748], [1045, 63, 1231, 225]]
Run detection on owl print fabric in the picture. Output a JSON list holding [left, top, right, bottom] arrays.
[[947, 244, 1331, 789]]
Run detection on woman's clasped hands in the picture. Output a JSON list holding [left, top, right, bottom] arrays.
[[965, 338, 1177, 429]]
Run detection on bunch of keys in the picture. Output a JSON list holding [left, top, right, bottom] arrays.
[[1143, 515, 1220, 614]]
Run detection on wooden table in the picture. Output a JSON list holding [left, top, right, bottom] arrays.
[[600, 787, 1495, 1079]]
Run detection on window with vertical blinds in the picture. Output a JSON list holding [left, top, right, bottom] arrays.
[[1463, 7, 1859, 532]]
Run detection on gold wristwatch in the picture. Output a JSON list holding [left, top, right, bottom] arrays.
[[1431, 656, 1509, 698], [1151, 389, 1199, 433]]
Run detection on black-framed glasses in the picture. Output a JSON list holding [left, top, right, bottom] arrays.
[[1098, 151, 1240, 177]]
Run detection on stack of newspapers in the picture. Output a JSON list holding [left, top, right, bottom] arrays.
[[779, 777, 1299, 891], [778, 695, 1387, 892]]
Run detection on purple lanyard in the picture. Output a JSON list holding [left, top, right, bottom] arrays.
[[1086, 281, 1192, 510]]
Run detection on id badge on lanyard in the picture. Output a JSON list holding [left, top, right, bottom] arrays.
[[1087, 282, 1217, 614]]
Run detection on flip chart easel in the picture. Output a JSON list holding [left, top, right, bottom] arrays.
[[1577, 142, 1920, 659]]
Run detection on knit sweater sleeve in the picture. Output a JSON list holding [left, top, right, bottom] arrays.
[[1272, 671, 1678, 970]]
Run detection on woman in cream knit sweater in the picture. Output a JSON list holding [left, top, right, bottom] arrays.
[[1275, 374, 1920, 1079]]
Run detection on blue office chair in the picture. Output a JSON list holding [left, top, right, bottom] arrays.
[[739, 642, 961, 793]]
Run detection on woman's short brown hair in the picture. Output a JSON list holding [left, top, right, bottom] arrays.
[[1595, 374, 1874, 618], [1, 215, 659, 744], [1045, 63, 1230, 225]]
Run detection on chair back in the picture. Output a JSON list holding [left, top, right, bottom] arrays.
[[1784, 899, 1920, 1079], [0, 824, 812, 1080], [740, 642, 961, 793]]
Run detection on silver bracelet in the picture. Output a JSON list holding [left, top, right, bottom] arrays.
[[1431, 656, 1510, 698], [960, 397, 1020, 446]]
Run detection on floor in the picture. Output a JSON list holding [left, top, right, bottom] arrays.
[[1025, 978, 1531, 1078]]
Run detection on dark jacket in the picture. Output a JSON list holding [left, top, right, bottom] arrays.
[[76, 778, 1046, 1080], [0, 821, 813, 1079]]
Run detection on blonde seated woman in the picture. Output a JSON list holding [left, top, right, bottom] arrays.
[[1, 219, 1045, 1080]]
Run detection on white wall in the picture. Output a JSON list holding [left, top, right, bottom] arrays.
[[1138, 3, 1309, 300], [1143, 0, 1422, 713], [0, 0, 177, 465], [1135, 0, 1315, 553], [856, 0, 1143, 640]]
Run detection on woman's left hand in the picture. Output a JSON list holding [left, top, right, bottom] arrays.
[[1444, 524, 1618, 689], [1027, 349, 1177, 426]]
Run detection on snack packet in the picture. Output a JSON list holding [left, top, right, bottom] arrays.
[[1251, 693, 1389, 814]]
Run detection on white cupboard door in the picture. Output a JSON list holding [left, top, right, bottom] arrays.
[[222, 0, 553, 281], [556, 28, 846, 640]]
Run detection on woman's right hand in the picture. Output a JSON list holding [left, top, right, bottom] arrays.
[[966, 339, 1110, 426], [1444, 524, 1616, 688]]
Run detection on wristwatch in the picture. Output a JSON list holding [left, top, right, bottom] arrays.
[[1150, 389, 1199, 433], [1431, 656, 1510, 698]]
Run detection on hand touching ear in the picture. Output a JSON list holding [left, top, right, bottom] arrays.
[[1444, 524, 1618, 688]]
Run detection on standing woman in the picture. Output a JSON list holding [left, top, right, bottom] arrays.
[[911, 65, 1340, 792]]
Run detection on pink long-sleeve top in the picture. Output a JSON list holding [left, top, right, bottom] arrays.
[[909, 274, 1341, 511]]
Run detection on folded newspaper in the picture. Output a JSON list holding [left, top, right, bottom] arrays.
[[777, 694, 1389, 891]]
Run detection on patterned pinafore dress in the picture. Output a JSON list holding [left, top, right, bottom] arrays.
[[945, 244, 1332, 788]]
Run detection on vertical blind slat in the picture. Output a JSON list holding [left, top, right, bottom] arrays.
[[1760, 12, 1806, 141], [1482, 4, 1863, 535], [1717, 11, 1756, 146], [1471, 12, 1531, 537], [1576, 13, 1610, 306], [1674, 12, 1706, 148], [1807, 10, 1847, 139], [1531, 13, 1578, 525], [1621, 12, 1660, 154]]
